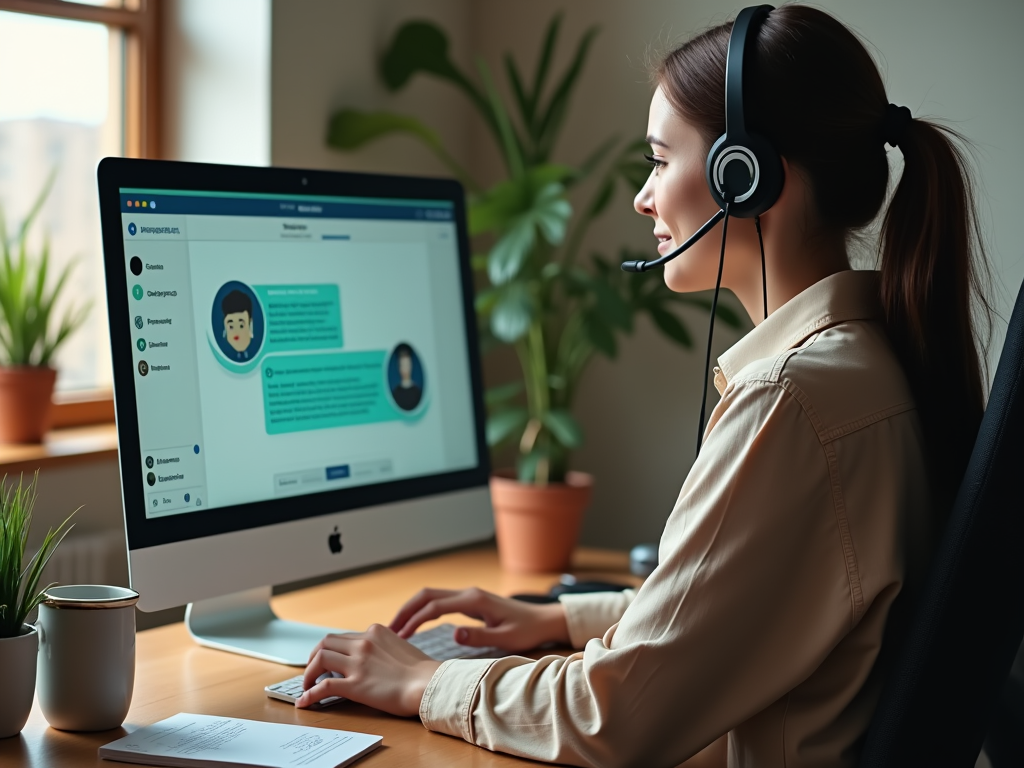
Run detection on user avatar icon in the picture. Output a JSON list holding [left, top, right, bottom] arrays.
[[387, 342, 425, 412], [138, 360, 149, 376], [146, 472, 155, 486], [134, 315, 143, 330], [145, 455, 154, 469], [212, 281, 264, 364]]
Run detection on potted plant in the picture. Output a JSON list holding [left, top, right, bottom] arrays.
[[0, 175, 91, 443], [0, 473, 74, 738], [327, 17, 741, 572]]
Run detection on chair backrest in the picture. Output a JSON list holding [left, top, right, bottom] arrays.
[[861, 280, 1024, 767]]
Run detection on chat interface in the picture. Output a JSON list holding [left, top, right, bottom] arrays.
[[119, 189, 477, 519]]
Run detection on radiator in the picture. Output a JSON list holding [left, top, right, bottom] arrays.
[[37, 528, 127, 588]]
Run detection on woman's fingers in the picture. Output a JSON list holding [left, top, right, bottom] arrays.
[[295, 675, 349, 708], [302, 647, 349, 691], [389, 588, 458, 633], [396, 591, 488, 639]]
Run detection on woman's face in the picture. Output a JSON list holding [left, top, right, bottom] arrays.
[[634, 86, 756, 294]]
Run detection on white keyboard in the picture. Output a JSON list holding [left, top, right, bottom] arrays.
[[265, 624, 508, 708]]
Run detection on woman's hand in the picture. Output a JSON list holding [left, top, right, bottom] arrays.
[[297, 624, 442, 716], [389, 587, 571, 652]]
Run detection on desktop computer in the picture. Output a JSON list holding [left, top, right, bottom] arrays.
[[97, 158, 493, 665]]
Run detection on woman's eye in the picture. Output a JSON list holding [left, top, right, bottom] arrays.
[[644, 153, 666, 172]]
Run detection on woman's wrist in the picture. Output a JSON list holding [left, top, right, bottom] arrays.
[[403, 659, 444, 716], [537, 601, 571, 647]]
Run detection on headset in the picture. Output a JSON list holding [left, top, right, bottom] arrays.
[[622, 5, 782, 457]]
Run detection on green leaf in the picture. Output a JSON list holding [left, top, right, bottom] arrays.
[[478, 59, 526, 179], [591, 278, 633, 332], [326, 109, 439, 150], [488, 216, 536, 285], [529, 14, 562, 132], [534, 26, 599, 160], [487, 407, 528, 447], [504, 54, 532, 131], [543, 409, 583, 449], [584, 309, 617, 358], [491, 283, 535, 342], [469, 165, 572, 236], [325, 109, 477, 191], [482, 179, 571, 285], [381, 22, 456, 89], [649, 306, 693, 348], [533, 183, 572, 245], [485, 380, 524, 406], [475, 286, 499, 315]]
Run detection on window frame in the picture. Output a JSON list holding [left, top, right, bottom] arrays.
[[0, 0, 160, 427]]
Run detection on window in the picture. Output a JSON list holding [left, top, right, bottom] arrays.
[[0, 0, 158, 395]]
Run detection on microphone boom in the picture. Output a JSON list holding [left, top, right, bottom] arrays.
[[620, 208, 726, 272]]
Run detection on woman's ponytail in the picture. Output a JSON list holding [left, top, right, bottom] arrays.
[[879, 120, 989, 514]]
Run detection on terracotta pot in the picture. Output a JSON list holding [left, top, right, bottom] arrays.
[[490, 470, 593, 573], [0, 625, 38, 739], [0, 366, 56, 443]]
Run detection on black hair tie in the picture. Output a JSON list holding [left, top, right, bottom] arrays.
[[882, 103, 913, 148]]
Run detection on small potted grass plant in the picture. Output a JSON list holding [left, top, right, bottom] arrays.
[[0, 473, 74, 738], [0, 175, 91, 443]]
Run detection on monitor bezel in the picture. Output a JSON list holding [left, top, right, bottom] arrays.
[[98, 157, 490, 552]]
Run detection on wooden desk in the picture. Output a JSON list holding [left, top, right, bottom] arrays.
[[3, 546, 643, 767]]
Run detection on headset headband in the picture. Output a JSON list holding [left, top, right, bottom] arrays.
[[725, 5, 772, 138]]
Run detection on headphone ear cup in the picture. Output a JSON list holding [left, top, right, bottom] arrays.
[[705, 132, 784, 218]]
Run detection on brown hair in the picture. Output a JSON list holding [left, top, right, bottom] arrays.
[[657, 5, 989, 517]]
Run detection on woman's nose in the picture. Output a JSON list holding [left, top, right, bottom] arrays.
[[634, 175, 656, 217]]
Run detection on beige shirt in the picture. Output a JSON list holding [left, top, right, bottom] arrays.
[[420, 270, 931, 768]]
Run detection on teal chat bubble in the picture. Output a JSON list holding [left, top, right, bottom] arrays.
[[263, 351, 402, 435], [254, 284, 343, 354]]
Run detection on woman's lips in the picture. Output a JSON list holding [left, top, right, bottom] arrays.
[[656, 235, 673, 256], [233, 336, 239, 341]]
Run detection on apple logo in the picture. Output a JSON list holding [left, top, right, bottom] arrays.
[[328, 526, 342, 555]]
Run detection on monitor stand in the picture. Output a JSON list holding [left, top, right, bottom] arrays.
[[185, 586, 347, 666]]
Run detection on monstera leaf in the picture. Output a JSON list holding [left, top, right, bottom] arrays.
[[379, 21, 495, 140], [469, 165, 572, 286]]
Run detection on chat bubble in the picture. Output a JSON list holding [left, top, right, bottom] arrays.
[[262, 351, 401, 434], [254, 284, 342, 354]]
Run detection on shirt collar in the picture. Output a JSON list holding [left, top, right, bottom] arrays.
[[717, 270, 883, 391]]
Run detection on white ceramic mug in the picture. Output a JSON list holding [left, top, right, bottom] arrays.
[[36, 585, 140, 731]]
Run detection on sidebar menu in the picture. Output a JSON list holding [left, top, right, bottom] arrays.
[[122, 214, 209, 518]]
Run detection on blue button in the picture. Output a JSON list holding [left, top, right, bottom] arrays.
[[128, 222, 137, 236], [184, 493, 190, 503], [193, 444, 200, 454], [326, 465, 350, 481]]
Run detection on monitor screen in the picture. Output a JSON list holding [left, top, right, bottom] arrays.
[[115, 186, 479, 522]]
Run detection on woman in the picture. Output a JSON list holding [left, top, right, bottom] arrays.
[[296, 6, 989, 766]]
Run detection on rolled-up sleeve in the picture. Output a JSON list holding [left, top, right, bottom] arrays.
[[559, 590, 636, 649], [419, 379, 864, 767]]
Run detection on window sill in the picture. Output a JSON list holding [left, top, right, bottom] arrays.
[[52, 389, 116, 429], [0, 423, 118, 474]]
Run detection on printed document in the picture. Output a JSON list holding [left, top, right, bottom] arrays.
[[99, 713, 382, 768]]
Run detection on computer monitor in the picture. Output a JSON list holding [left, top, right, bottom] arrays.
[[97, 158, 492, 665]]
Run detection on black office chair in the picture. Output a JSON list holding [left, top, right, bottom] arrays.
[[860, 280, 1024, 768]]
